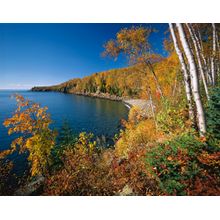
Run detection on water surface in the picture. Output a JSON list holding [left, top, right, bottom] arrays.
[[0, 90, 128, 173]]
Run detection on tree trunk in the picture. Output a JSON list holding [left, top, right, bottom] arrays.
[[194, 26, 212, 85], [146, 86, 157, 129], [145, 60, 164, 99], [186, 23, 210, 100], [169, 23, 194, 121], [211, 23, 217, 86], [215, 28, 220, 78], [176, 23, 206, 135]]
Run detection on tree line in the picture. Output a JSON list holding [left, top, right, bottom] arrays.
[[169, 23, 219, 135]]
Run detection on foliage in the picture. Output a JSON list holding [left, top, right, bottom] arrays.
[[145, 133, 220, 195], [44, 131, 159, 196], [33, 30, 180, 101], [2, 25, 220, 196], [206, 87, 220, 139], [51, 122, 78, 169], [128, 106, 146, 125], [103, 26, 153, 64], [156, 98, 191, 135], [0, 155, 13, 195], [115, 118, 157, 158], [3, 95, 57, 176]]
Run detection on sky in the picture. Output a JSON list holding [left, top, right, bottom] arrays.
[[0, 23, 168, 90]]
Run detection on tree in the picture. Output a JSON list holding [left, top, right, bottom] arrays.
[[211, 23, 217, 86], [186, 23, 210, 100], [103, 26, 164, 99], [169, 23, 194, 121], [3, 95, 57, 176], [175, 23, 207, 135]]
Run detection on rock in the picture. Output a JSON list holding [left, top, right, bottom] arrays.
[[119, 185, 134, 196], [14, 176, 45, 196], [123, 99, 154, 118]]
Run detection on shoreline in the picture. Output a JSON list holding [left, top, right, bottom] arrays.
[[31, 88, 152, 115]]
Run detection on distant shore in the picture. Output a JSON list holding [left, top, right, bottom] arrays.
[[31, 87, 152, 116], [31, 87, 124, 101]]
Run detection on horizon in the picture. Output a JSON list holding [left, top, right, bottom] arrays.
[[0, 23, 168, 90]]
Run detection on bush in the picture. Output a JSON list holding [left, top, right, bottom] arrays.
[[44, 130, 159, 196], [156, 99, 189, 135], [51, 122, 78, 169], [145, 133, 220, 195], [115, 119, 157, 158], [3, 95, 57, 176], [0, 158, 13, 195], [206, 87, 220, 139]]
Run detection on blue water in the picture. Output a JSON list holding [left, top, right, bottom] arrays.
[[0, 90, 128, 150], [0, 90, 128, 173]]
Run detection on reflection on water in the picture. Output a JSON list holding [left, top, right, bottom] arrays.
[[0, 90, 128, 174], [0, 90, 128, 151]]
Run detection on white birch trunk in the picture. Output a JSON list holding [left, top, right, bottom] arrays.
[[176, 23, 206, 135], [186, 23, 210, 100], [215, 29, 220, 77], [169, 23, 194, 120], [211, 23, 217, 85], [194, 27, 212, 85]]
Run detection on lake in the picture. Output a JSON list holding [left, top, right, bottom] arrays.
[[0, 90, 128, 173]]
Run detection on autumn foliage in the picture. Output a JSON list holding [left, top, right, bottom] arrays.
[[3, 94, 57, 176], [1, 24, 219, 196]]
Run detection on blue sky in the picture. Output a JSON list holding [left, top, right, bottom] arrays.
[[0, 23, 168, 89]]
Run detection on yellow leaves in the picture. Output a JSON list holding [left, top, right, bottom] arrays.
[[3, 119, 10, 127], [2, 95, 57, 177], [11, 137, 23, 150], [76, 132, 96, 156], [0, 149, 12, 159], [115, 119, 157, 158], [8, 128, 13, 135]]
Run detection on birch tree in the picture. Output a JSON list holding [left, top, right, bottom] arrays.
[[103, 26, 164, 99], [211, 23, 217, 86], [193, 25, 212, 85], [169, 23, 194, 120], [186, 23, 210, 100], [176, 23, 207, 135]]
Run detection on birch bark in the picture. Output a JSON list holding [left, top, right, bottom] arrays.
[[176, 23, 206, 135], [186, 23, 210, 100], [211, 23, 217, 85], [169, 23, 194, 120]]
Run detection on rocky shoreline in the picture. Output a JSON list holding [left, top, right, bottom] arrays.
[[31, 87, 124, 101], [73, 92, 123, 101], [31, 87, 153, 116]]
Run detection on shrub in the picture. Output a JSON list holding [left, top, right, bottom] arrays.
[[44, 130, 159, 196], [206, 87, 220, 139], [0, 154, 13, 195], [51, 122, 78, 169], [115, 119, 157, 158], [145, 133, 220, 195], [156, 99, 190, 135], [3, 95, 57, 176]]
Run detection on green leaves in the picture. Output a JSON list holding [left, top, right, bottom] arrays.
[[206, 87, 220, 139]]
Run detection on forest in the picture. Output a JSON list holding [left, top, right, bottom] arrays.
[[0, 23, 220, 196]]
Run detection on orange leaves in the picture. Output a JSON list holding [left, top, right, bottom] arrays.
[[199, 136, 207, 143], [44, 131, 159, 196], [167, 156, 173, 161], [198, 151, 220, 167], [102, 40, 120, 59], [2, 95, 57, 177], [0, 149, 12, 159], [103, 26, 153, 65]]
